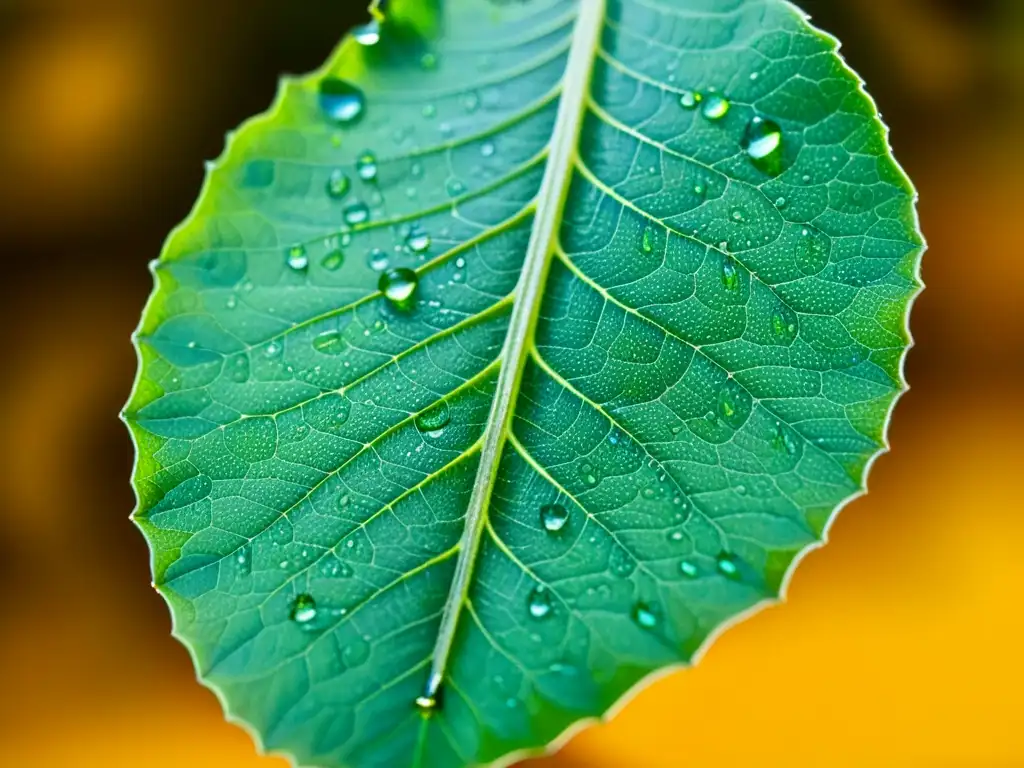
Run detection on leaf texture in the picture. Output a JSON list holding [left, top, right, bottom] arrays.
[[125, 0, 924, 766]]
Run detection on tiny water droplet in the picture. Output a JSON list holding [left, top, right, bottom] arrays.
[[540, 504, 569, 533], [632, 602, 659, 629], [773, 422, 798, 455], [416, 401, 450, 432], [265, 340, 282, 358], [701, 93, 730, 120], [578, 462, 599, 487], [480, 141, 495, 158], [775, 196, 786, 208], [356, 152, 378, 181], [312, 329, 345, 355], [527, 586, 553, 619], [422, 103, 436, 119], [415, 694, 438, 713], [717, 553, 739, 577], [641, 225, 654, 254], [318, 78, 365, 124], [290, 594, 318, 624], [343, 201, 370, 226], [680, 559, 698, 578], [721, 257, 739, 291], [679, 90, 702, 109], [321, 250, 344, 271], [379, 267, 419, 308], [287, 245, 309, 271], [353, 19, 380, 46]]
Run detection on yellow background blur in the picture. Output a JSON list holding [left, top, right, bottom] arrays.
[[1, 1, 1021, 766]]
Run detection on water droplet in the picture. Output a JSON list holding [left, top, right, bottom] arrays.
[[290, 593, 318, 624], [342, 637, 370, 666], [480, 141, 495, 158], [367, 248, 389, 271], [422, 103, 436, 119], [343, 201, 370, 226], [379, 267, 419, 308], [721, 257, 740, 291], [775, 196, 786, 208], [540, 504, 569, 533], [420, 52, 437, 70], [527, 586, 553, 619], [796, 227, 829, 274], [236, 544, 252, 575], [415, 694, 438, 713], [265, 340, 282, 358], [446, 178, 466, 197], [641, 225, 654, 254], [609, 545, 636, 577], [286, 245, 308, 271], [717, 553, 740, 577], [353, 19, 380, 46], [771, 307, 797, 340], [669, 530, 684, 542], [318, 78, 365, 124], [312, 329, 346, 355], [462, 92, 480, 113], [578, 462, 599, 487], [701, 93, 730, 121], [407, 229, 431, 254], [356, 152, 378, 181], [773, 422, 799, 455], [742, 116, 783, 174], [680, 559, 698, 578], [416, 401, 451, 432], [679, 90, 702, 109], [632, 602, 659, 629], [325, 171, 350, 203], [321, 249, 344, 271]]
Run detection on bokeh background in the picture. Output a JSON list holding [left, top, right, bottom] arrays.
[[1, 0, 1021, 766]]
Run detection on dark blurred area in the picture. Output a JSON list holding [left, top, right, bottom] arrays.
[[0, 1, 1021, 766]]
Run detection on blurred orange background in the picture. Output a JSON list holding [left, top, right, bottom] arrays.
[[1, 1, 1022, 766]]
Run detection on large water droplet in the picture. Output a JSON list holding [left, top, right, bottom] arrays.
[[290, 593, 318, 624], [379, 267, 419, 308], [286, 245, 308, 271], [356, 152, 378, 181], [527, 586, 553, 619], [416, 401, 451, 433], [343, 201, 370, 226], [318, 78, 365, 124], [632, 602, 659, 629], [702, 93, 730, 120], [742, 116, 784, 174], [540, 503, 569, 533], [353, 19, 380, 46]]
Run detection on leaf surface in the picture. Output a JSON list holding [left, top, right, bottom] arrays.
[[125, 1, 923, 766]]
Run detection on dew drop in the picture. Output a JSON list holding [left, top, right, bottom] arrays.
[[679, 90, 702, 109], [326, 169, 351, 199], [236, 545, 252, 575], [717, 553, 740, 578], [415, 694, 438, 713], [742, 116, 784, 174], [379, 267, 419, 308], [356, 152, 378, 181], [446, 178, 466, 197], [367, 248, 389, 272], [721, 257, 740, 291], [641, 225, 654, 254], [416, 401, 451, 432], [318, 78, 365, 124], [680, 559, 698, 578], [701, 93, 730, 120], [343, 201, 370, 226], [632, 602, 659, 629], [775, 196, 787, 208], [312, 329, 345, 355], [265, 340, 282, 358], [480, 141, 495, 158], [527, 586, 553, 619], [352, 19, 380, 46], [290, 593, 318, 624], [540, 503, 569, 533], [407, 229, 431, 254], [578, 462, 599, 487], [286, 245, 309, 271]]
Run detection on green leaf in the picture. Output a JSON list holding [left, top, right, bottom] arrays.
[[125, 0, 923, 766]]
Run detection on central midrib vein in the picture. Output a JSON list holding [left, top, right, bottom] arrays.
[[418, 0, 606, 708]]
